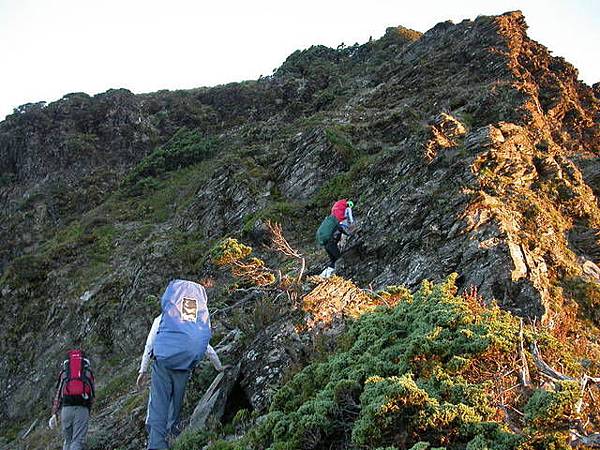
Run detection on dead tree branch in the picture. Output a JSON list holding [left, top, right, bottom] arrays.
[[266, 220, 305, 283], [519, 318, 531, 387], [531, 342, 600, 413], [570, 431, 600, 448], [530, 342, 573, 382]]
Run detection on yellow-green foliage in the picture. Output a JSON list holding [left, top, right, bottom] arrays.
[[211, 238, 253, 266], [211, 238, 276, 286]]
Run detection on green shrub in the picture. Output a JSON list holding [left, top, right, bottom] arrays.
[[325, 126, 360, 165], [0, 172, 16, 186], [169, 231, 209, 273], [206, 440, 246, 450], [125, 128, 218, 185], [313, 172, 353, 207], [5, 254, 50, 284], [524, 381, 580, 430], [127, 176, 162, 196], [242, 275, 523, 449], [65, 132, 99, 153], [173, 429, 216, 450], [312, 154, 372, 207], [219, 274, 590, 449], [242, 201, 298, 233]]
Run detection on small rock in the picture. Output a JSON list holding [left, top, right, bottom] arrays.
[[507, 241, 528, 281], [1, 285, 12, 296], [434, 113, 467, 138], [464, 125, 505, 152], [582, 260, 600, 281]]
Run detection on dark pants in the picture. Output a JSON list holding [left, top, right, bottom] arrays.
[[146, 359, 191, 449], [324, 239, 340, 268]]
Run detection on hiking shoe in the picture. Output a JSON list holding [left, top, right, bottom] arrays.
[[320, 267, 335, 278]]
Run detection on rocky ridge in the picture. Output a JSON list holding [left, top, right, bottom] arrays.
[[0, 10, 599, 450]]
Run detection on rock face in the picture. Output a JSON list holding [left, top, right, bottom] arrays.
[[0, 10, 598, 450]]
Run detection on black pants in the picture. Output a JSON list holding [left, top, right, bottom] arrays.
[[324, 239, 340, 268]]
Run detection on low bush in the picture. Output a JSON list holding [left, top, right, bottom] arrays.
[[187, 275, 597, 450], [125, 127, 218, 186]]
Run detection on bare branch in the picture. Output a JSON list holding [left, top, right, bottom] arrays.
[[530, 342, 574, 382], [212, 291, 260, 317], [498, 405, 522, 434], [576, 375, 600, 414], [519, 318, 531, 387], [531, 342, 600, 415], [266, 220, 305, 283], [570, 431, 600, 448], [266, 220, 302, 259]]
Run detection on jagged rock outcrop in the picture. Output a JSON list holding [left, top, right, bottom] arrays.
[[0, 10, 598, 450]]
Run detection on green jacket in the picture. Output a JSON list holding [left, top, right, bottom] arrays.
[[316, 215, 339, 245]]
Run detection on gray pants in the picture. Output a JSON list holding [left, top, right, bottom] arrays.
[[146, 359, 191, 449], [61, 405, 89, 450]]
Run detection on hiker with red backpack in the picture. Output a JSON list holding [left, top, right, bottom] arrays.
[[137, 279, 225, 450], [48, 349, 95, 450], [316, 199, 355, 278], [331, 198, 355, 233]]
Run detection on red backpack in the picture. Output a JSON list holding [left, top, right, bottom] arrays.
[[60, 349, 95, 404], [331, 199, 348, 222]]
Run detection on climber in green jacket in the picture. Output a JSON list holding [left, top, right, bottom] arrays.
[[316, 214, 350, 278]]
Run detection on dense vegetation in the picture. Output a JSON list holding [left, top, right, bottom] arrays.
[[174, 275, 598, 450]]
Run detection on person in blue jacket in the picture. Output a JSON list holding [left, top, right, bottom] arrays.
[[136, 279, 225, 450]]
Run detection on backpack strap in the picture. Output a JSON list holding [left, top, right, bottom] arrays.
[[82, 358, 95, 400], [84, 370, 95, 400]]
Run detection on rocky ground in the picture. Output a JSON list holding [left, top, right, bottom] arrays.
[[0, 10, 598, 450]]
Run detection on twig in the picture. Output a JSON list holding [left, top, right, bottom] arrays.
[[214, 329, 242, 352], [503, 384, 522, 394], [531, 342, 600, 414], [21, 419, 38, 439], [589, 385, 597, 404], [498, 405, 522, 434], [298, 257, 306, 285], [266, 220, 302, 258], [519, 318, 531, 387], [506, 405, 524, 416]]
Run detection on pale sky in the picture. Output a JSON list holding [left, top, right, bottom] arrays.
[[0, 0, 598, 121]]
